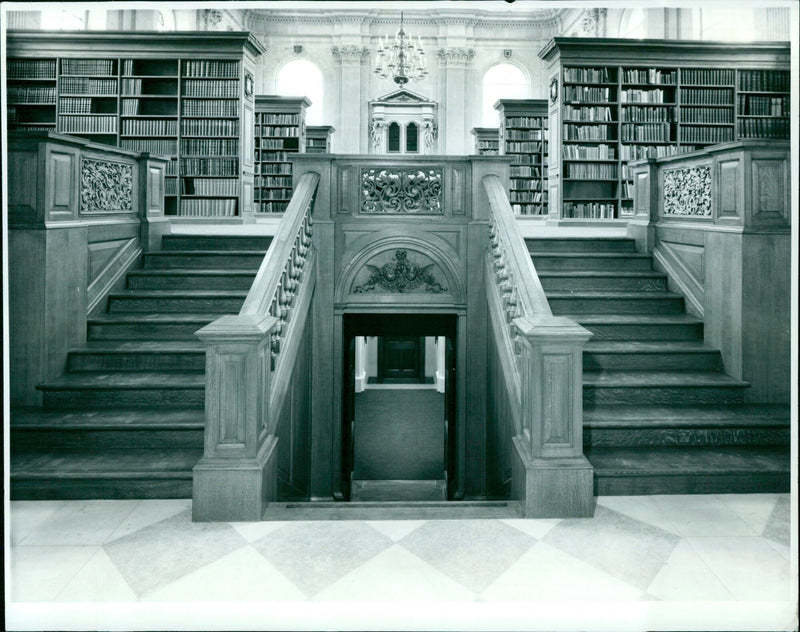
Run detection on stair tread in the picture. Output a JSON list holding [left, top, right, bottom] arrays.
[[586, 445, 790, 475], [584, 341, 716, 353], [569, 313, 702, 324], [585, 404, 790, 426], [110, 289, 248, 297], [538, 271, 666, 278], [71, 340, 206, 353], [583, 371, 747, 387], [89, 313, 220, 323], [38, 372, 205, 389], [530, 252, 651, 258], [547, 291, 681, 299], [12, 407, 204, 428], [11, 448, 202, 476], [128, 269, 257, 276]]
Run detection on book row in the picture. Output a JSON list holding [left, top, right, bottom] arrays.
[[563, 67, 612, 83], [562, 202, 616, 219], [165, 178, 177, 196], [738, 95, 789, 117], [620, 89, 668, 104], [505, 141, 547, 153], [564, 163, 618, 180], [563, 106, 614, 122], [513, 152, 546, 166], [182, 60, 240, 78], [58, 115, 116, 133], [60, 77, 117, 95], [505, 129, 544, 141], [257, 151, 293, 163], [510, 191, 545, 203], [8, 85, 57, 103], [59, 97, 101, 113], [259, 163, 293, 175], [7, 59, 56, 79], [257, 126, 300, 137], [563, 124, 612, 141], [510, 179, 543, 191], [181, 119, 239, 136], [506, 116, 546, 128], [258, 176, 293, 187], [478, 141, 499, 151], [120, 139, 177, 154], [120, 98, 175, 116], [256, 113, 301, 125], [259, 202, 290, 213], [622, 106, 673, 122], [121, 118, 178, 136], [256, 188, 294, 201], [738, 69, 790, 93], [61, 59, 115, 76], [181, 178, 238, 196], [681, 88, 733, 105], [166, 160, 177, 176], [620, 143, 698, 161], [562, 143, 616, 160], [182, 79, 239, 98], [678, 127, 734, 144], [182, 100, 239, 117], [621, 122, 672, 142], [179, 158, 239, 176], [510, 166, 544, 178], [738, 118, 790, 138], [564, 86, 612, 103], [179, 198, 238, 216], [680, 68, 735, 85], [622, 68, 675, 85], [260, 139, 298, 150], [181, 138, 239, 156], [681, 107, 733, 124]]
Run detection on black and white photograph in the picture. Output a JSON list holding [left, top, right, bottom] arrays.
[[2, 1, 797, 630]]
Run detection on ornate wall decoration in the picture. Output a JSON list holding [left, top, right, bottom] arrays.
[[368, 120, 386, 151], [437, 47, 475, 67], [663, 166, 711, 216], [422, 121, 438, 148], [80, 159, 133, 213], [353, 250, 447, 294], [198, 9, 223, 31], [361, 168, 442, 214], [580, 8, 607, 37], [331, 46, 370, 65]]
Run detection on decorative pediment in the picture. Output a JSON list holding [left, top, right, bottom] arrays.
[[371, 88, 435, 106], [350, 249, 448, 295]]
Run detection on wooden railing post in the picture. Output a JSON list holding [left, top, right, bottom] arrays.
[[627, 158, 659, 253], [193, 314, 278, 522], [137, 152, 170, 252]]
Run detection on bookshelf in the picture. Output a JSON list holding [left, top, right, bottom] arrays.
[[306, 125, 334, 153], [494, 99, 549, 217], [471, 127, 500, 155], [539, 38, 791, 221], [6, 30, 265, 221], [254, 96, 309, 214]]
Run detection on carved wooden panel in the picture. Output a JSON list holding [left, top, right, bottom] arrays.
[[8, 150, 38, 222], [147, 166, 162, 213], [634, 172, 648, 215], [542, 354, 571, 446], [49, 151, 75, 215], [360, 167, 443, 214], [220, 354, 246, 445], [243, 106, 254, 168], [663, 165, 711, 217], [752, 159, 788, 224], [448, 165, 465, 215], [717, 159, 739, 218], [337, 166, 355, 214], [79, 158, 134, 214], [352, 249, 447, 294]]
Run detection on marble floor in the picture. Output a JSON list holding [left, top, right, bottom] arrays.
[[5, 493, 797, 631]]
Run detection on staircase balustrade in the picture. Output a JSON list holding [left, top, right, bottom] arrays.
[[193, 171, 320, 521], [483, 174, 595, 518]]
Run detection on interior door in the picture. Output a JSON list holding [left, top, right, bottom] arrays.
[[378, 336, 424, 383]]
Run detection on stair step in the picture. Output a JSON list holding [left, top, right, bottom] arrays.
[[583, 341, 722, 371], [88, 313, 217, 340], [38, 371, 205, 409], [539, 271, 667, 292], [351, 479, 447, 502], [10, 448, 201, 499], [583, 371, 747, 406], [548, 291, 684, 315], [570, 314, 704, 341], [263, 500, 523, 521], [161, 235, 272, 251], [108, 290, 248, 314], [586, 446, 790, 495], [144, 251, 265, 270], [530, 252, 654, 272], [67, 341, 206, 372], [584, 405, 790, 447], [11, 407, 204, 450], [526, 238, 636, 253], [127, 269, 257, 290]]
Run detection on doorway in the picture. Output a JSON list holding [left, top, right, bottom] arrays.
[[342, 313, 457, 501]]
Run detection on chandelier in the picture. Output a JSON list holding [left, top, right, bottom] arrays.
[[374, 12, 427, 85]]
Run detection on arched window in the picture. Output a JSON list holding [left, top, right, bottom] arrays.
[[387, 122, 401, 152], [406, 122, 419, 153], [482, 63, 529, 126], [276, 59, 324, 125]]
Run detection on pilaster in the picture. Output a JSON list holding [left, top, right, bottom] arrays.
[[331, 46, 370, 154], [437, 47, 475, 155]]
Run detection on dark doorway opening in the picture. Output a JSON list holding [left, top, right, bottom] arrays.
[[342, 313, 457, 501]]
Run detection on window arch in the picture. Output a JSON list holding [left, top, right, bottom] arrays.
[[276, 59, 323, 125], [406, 122, 419, 153], [387, 122, 401, 152], [482, 62, 529, 126]]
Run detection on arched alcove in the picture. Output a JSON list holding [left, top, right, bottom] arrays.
[[276, 58, 324, 124]]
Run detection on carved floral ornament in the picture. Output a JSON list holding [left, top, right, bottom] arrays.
[[80, 158, 133, 213], [331, 45, 370, 65], [361, 167, 442, 214], [353, 250, 447, 294], [437, 47, 475, 67], [663, 166, 712, 217]]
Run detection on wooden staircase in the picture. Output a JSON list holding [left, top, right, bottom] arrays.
[[10, 235, 272, 500], [529, 236, 790, 495]]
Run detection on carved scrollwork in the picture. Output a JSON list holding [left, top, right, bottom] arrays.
[[80, 159, 133, 213], [361, 168, 442, 214], [663, 166, 711, 216], [353, 250, 447, 294]]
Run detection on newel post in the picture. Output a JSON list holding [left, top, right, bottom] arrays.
[[626, 158, 659, 253], [192, 314, 278, 521], [511, 315, 594, 518]]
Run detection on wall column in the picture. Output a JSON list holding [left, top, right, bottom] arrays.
[[331, 46, 370, 154], [437, 47, 475, 155]]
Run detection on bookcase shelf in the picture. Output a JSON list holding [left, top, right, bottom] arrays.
[[254, 96, 310, 214], [540, 37, 790, 220], [7, 30, 264, 221], [471, 127, 500, 156], [495, 100, 549, 217]]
